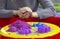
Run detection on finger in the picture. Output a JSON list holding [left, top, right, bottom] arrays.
[[22, 7, 32, 12], [19, 10, 27, 14], [23, 12, 31, 18], [17, 12, 23, 18], [20, 7, 32, 12], [17, 10, 25, 18], [18, 13, 26, 18], [18, 14, 22, 18]]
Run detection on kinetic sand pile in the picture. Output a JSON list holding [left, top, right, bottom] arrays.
[[7, 20, 31, 35], [7, 20, 51, 35]]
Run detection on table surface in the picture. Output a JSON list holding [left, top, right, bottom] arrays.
[[0, 17, 60, 39]]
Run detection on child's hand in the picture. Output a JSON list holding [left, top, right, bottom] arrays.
[[13, 7, 38, 18], [17, 7, 32, 18]]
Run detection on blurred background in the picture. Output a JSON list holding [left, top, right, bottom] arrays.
[[52, 0, 60, 12]]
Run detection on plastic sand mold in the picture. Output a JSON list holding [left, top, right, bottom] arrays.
[[0, 22, 60, 38]]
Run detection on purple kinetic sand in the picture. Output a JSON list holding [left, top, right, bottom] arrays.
[[45, 26, 51, 32], [7, 20, 31, 34], [7, 26, 18, 32], [9, 20, 31, 29], [17, 28, 31, 35], [38, 24, 51, 33]]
